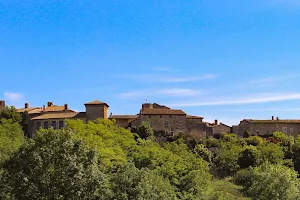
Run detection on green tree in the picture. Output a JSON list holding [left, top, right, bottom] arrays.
[[193, 143, 212, 163], [132, 121, 154, 139], [0, 106, 21, 124], [245, 135, 263, 146], [110, 164, 177, 200], [248, 162, 300, 200], [258, 142, 284, 164], [214, 142, 242, 177], [0, 129, 108, 200], [238, 145, 260, 169], [0, 119, 24, 165]]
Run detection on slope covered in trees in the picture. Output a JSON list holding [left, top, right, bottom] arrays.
[[1, 108, 300, 199]]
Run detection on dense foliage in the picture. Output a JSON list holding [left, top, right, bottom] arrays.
[[1, 115, 300, 199]]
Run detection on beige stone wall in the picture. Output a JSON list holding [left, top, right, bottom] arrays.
[[213, 124, 231, 135], [186, 120, 213, 137], [32, 118, 85, 136], [134, 114, 187, 135], [234, 121, 300, 137], [113, 118, 137, 128], [249, 123, 300, 136], [85, 105, 108, 121]]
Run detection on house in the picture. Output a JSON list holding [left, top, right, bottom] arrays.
[[233, 116, 300, 137], [211, 120, 231, 138], [16, 100, 109, 137], [110, 103, 214, 139]]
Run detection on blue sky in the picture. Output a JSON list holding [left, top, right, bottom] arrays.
[[1, 0, 300, 125]]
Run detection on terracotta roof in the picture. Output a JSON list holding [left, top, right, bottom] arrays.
[[84, 100, 109, 107], [43, 106, 74, 112], [109, 115, 139, 119], [31, 112, 86, 120], [187, 115, 204, 119], [242, 119, 300, 124], [140, 108, 186, 115], [17, 107, 41, 113]]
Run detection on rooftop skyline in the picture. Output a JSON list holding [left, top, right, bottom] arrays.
[[1, 1, 300, 125]]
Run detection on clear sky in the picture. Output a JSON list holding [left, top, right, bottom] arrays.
[[1, 0, 300, 125]]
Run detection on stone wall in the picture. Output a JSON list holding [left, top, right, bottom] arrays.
[[0, 100, 5, 110], [186, 120, 213, 137], [133, 114, 187, 135], [85, 104, 108, 121], [213, 124, 231, 135]]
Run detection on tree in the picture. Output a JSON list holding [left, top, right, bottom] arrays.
[[238, 145, 260, 169], [110, 164, 177, 200], [245, 136, 263, 146], [0, 106, 21, 124], [132, 121, 154, 139], [0, 119, 24, 165], [0, 129, 108, 200], [214, 142, 242, 177], [247, 162, 300, 200], [194, 144, 212, 163], [258, 142, 284, 164]]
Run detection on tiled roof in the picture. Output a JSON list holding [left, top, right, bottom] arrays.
[[31, 112, 86, 120], [187, 115, 204, 119], [44, 106, 73, 112], [17, 107, 41, 113], [141, 108, 186, 115], [109, 115, 139, 119], [243, 119, 300, 124], [84, 100, 109, 107]]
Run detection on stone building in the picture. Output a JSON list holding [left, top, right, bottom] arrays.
[[233, 116, 300, 137], [0, 100, 5, 110], [16, 100, 109, 137], [211, 120, 231, 138], [110, 103, 215, 139]]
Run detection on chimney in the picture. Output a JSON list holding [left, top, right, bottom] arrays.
[[272, 116, 274, 120], [43, 105, 46, 112], [64, 104, 68, 111], [25, 103, 29, 108], [276, 117, 279, 121], [110, 112, 112, 117], [47, 102, 53, 107], [214, 119, 218, 125]]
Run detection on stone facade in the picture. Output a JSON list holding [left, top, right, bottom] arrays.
[[0, 100, 5, 110], [117, 103, 214, 138], [233, 118, 300, 137], [85, 100, 109, 121]]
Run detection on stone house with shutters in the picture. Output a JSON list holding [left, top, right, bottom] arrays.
[[15, 100, 109, 137]]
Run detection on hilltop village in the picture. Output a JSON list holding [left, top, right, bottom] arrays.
[[1, 99, 299, 138]]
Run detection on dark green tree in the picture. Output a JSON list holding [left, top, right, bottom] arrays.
[[0, 106, 21, 124], [0, 129, 108, 200]]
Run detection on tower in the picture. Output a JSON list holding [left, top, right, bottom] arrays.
[[85, 100, 109, 122], [0, 100, 5, 110]]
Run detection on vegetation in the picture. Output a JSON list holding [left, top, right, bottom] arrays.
[[1, 114, 300, 199]]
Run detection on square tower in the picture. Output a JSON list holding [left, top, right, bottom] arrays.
[[0, 100, 5, 110], [85, 100, 109, 122]]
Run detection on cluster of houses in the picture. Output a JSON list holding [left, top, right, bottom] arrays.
[[1, 99, 299, 138]]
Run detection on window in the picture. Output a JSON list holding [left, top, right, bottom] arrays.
[[149, 115, 152, 118], [160, 115, 163, 118], [203, 131, 207, 137], [44, 121, 49, 129], [170, 131, 174, 136], [290, 128, 294, 133], [256, 130, 260, 135], [59, 121, 64, 129], [282, 127, 287, 133], [51, 121, 57, 129], [36, 122, 41, 130], [164, 121, 169, 128], [149, 122, 152, 127]]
